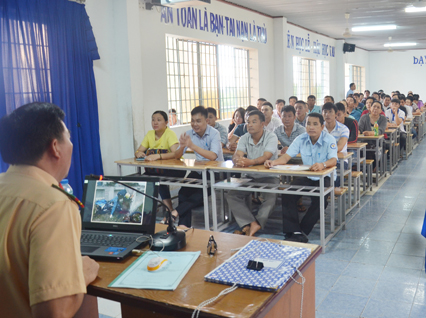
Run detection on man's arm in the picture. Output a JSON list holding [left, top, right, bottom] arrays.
[[265, 153, 291, 167], [394, 109, 403, 125], [191, 143, 217, 160], [310, 157, 337, 171], [235, 151, 273, 167], [337, 137, 348, 152], [226, 134, 239, 150], [32, 294, 84, 318]]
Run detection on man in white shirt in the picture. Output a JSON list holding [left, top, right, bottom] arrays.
[[289, 96, 298, 107], [385, 98, 406, 152], [261, 102, 282, 132], [273, 99, 285, 119]]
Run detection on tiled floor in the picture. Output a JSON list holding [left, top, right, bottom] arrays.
[[98, 141, 426, 318]]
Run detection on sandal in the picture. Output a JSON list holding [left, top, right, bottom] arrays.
[[233, 225, 250, 235], [161, 212, 178, 224], [297, 203, 306, 212]]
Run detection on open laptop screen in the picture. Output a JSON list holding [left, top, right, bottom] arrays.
[[81, 175, 159, 234]]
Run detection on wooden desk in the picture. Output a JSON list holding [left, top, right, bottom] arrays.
[[88, 225, 321, 318], [114, 158, 214, 230], [347, 142, 367, 197], [385, 128, 399, 172], [353, 136, 385, 186], [187, 148, 235, 155], [207, 161, 337, 252]]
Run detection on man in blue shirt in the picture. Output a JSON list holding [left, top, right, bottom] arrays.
[[173, 106, 223, 228], [307, 95, 321, 114], [346, 83, 355, 98], [346, 96, 362, 122], [265, 113, 337, 243]]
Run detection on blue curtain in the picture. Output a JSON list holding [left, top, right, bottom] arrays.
[[0, 0, 103, 199]]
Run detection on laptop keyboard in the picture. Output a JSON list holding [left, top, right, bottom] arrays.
[[81, 233, 137, 248]]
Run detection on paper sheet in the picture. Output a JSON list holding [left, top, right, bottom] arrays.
[[109, 251, 200, 290]]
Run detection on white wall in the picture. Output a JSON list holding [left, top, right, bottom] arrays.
[[369, 50, 426, 96]]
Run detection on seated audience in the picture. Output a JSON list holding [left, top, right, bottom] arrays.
[[168, 108, 181, 126], [265, 113, 337, 243], [295, 100, 308, 126], [324, 95, 334, 104], [0, 102, 99, 318], [227, 110, 279, 237], [206, 107, 228, 147], [261, 101, 282, 132], [354, 93, 364, 110], [135, 111, 185, 214], [336, 102, 358, 144], [383, 95, 391, 110], [372, 92, 380, 101], [361, 97, 385, 117], [346, 96, 362, 121], [173, 106, 224, 228], [398, 95, 408, 118], [227, 105, 258, 150], [289, 96, 298, 107], [358, 100, 387, 170], [273, 99, 285, 119], [362, 90, 370, 104], [228, 107, 245, 137], [386, 99, 407, 152], [274, 105, 306, 154], [307, 95, 321, 113]]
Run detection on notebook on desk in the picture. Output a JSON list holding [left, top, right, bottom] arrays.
[[204, 240, 311, 292], [79, 175, 159, 260]]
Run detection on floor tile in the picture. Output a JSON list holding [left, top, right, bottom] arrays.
[[315, 311, 357, 318], [362, 298, 411, 318], [393, 242, 426, 257], [414, 283, 426, 306], [379, 266, 421, 285], [387, 254, 424, 270], [316, 292, 368, 317], [359, 238, 396, 254], [366, 230, 401, 243], [341, 262, 384, 281], [402, 222, 424, 234], [373, 221, 405, 233], [315, 287, 329, 308], [315, 257, 349, 275], [321, 247, 358, 262], [398, 233, 426, 246], [351, 250, 391, 266], [331, 275, 376, 297], [316, 272, 340, 290], [370, 280, 417, 304], [410, 304, 426, 318]]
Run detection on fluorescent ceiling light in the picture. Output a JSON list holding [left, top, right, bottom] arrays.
[[405, 6, 426, 12], [384, 43, 417, 47], [352, 25, 397, 32]]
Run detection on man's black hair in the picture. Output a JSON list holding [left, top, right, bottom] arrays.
[[289, 96, 298, 102], [307, 112, 324, 125], [413, 94, 419, 101], [247, 110, 265, 122], [372, 92, 379, 97], [366, 96, 375, 103], [364, 90, 370, 94], [384, 95, 391, 100], [295, 100, 306, 107], [153, 110, 168, 122], [324, 95, 335, 102], [308, 95, 316, 100], [322, 102, 337, 113], [276, 99, 285, 105], [191, 105, 208, 118], [206, 107, 217, 117], [399, 95, 406, 102], [349, 83, 355, 88], [258, 98, 267, 102], [335, 102, 346, 113], [261, 101, 274, 110], [0, 102, 66, 165], [281, 105, 296, 116], [347, 96, 356, 103], [391, 98, 400, 104], [406, 96, 413, 102], [246, 105, 258, 113], [169, 108, 177, 114]]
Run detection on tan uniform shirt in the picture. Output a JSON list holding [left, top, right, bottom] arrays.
[[0, 165, 86, 317]]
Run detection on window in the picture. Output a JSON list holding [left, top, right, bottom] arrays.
[[1, 19, 51, 111], [345, 64, 365, 95], [293, 56, 329, 102], [165, 36, 250, 124]]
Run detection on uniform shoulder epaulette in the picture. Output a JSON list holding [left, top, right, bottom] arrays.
[[51, 184, 85, 209]]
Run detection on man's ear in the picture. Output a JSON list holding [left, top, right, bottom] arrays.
[[48, 138, 61, 159]]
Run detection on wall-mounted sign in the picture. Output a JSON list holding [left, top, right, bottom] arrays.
[[413, 56, 426, 65], [287, 30, 335, 58], [160, 7, 267, 44]]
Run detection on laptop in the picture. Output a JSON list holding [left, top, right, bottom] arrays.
[[80, 175, 159, 260]]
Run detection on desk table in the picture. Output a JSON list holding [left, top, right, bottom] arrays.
[[347, 143, 367, 194], [404, 120, 414, 157], [355, 136, 385, 186], [385, 128, 399, 172], [207, 161, 337, 252], [414, 113, 424, 142], [88, 225, 322, 318], [114, 158, 213, 230]]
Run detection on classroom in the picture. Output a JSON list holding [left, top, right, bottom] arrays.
[[1, 0, 426, 317]]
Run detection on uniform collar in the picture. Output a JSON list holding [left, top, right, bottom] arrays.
[[192, 125, 210, 138], [248, 129, 267, 145], [303, 130, 326, 145], [7, 165, 59, 187]]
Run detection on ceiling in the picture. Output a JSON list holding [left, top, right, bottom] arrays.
[[222, 0, 426, 51]]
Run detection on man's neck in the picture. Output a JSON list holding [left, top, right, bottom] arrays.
[[310, 134, 320, 145], [196, 127, 207, 137], [325, 120, 336, 132], [251, 130, 264, 144], [297, 113, 306, 121], [308, 105, 314, 111], [265, 117, 271, 125]]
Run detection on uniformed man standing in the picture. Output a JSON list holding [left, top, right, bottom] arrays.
[[265, 113, 337, 243]]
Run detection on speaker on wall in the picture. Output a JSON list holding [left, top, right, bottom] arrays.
[[343, 43, 356, 53]]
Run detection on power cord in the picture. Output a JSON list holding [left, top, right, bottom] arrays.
[[289, 267, 305, 318], [191, 282, 239, 318]]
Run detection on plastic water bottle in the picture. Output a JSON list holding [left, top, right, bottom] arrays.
[[60, 179, 73, 195], [374, 122, 379, 136]]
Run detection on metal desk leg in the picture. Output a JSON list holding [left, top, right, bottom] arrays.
[[375, 140, 380, 186], [202, 170, 211, 231], [117, 164, 122, 176], [320, 176, 325, 253], [330, 171, 335, 233], [362, 147, 367, 193]]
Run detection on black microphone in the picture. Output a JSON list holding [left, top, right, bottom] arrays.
[[89, 174, 186, 251]]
